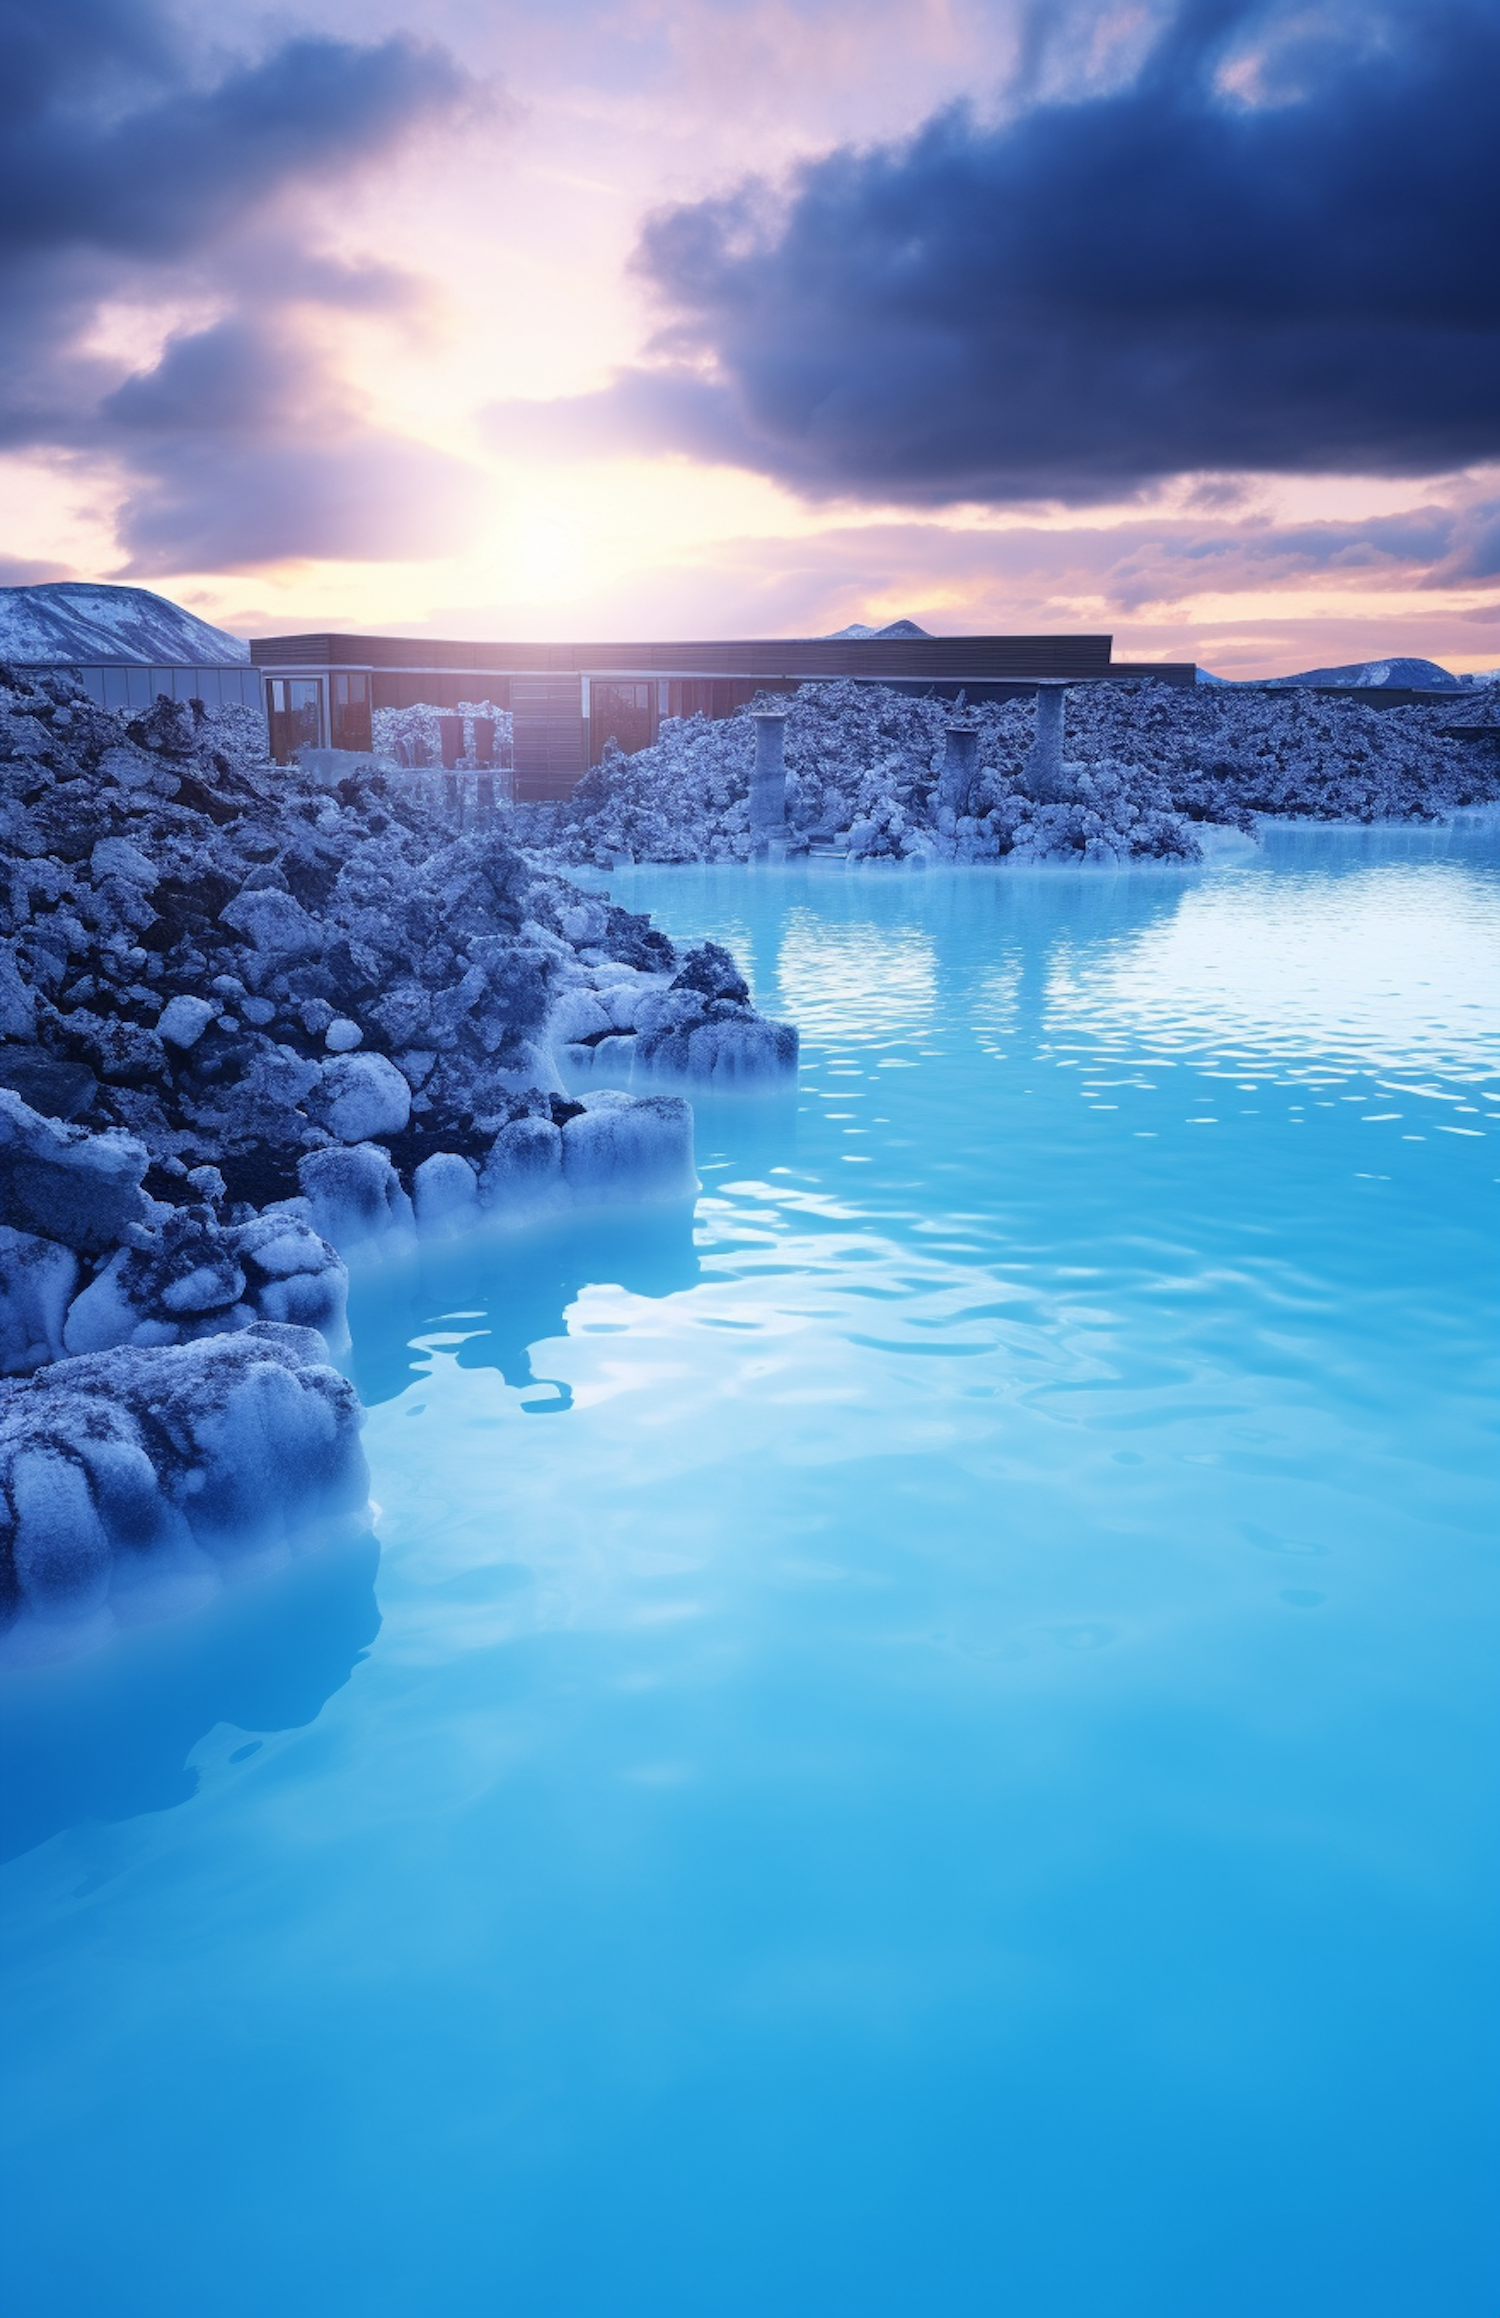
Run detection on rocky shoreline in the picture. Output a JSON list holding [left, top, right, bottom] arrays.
[[0, 665, 796, 1654]]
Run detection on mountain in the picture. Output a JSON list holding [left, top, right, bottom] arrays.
[[1269, 656, 1464, 690], [0, 583, 248, 666], [1198, 655, 1491, 691], [824, 619, 931, 639]]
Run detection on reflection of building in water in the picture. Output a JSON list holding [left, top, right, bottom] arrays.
[[251, 629, 1197, 801]]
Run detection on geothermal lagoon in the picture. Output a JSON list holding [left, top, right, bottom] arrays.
[[3, 827, 1496, 2316]]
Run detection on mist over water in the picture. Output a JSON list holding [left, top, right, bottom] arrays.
[[3, 833, 1496, 2318]]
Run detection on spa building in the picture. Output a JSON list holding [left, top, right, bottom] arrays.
[[249, 630, 1197, 801]]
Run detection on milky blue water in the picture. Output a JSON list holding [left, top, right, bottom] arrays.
[[3, 830, 1498, 2317]]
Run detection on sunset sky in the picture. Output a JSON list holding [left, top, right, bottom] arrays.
[[3, 0, 1497, 673]]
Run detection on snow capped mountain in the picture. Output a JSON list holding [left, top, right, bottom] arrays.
[[1271, 657, 1463, 690], [824, 619, 931, 639], [1199, 655, 1486, 691], [0, 583, 248, 665]]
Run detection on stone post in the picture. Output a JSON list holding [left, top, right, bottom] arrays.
[[938, 725, 979, 816], [750, 712, 788, 852], [1025, 683, 1068, 802]]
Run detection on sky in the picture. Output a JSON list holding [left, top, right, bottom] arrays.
[[1, 0, 1497, 674]]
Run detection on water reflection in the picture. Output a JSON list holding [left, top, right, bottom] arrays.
[[0, 1530, 380, 1862], [1047, 859, 1500, 1075], [610, 840, 1500, 1086], [346, 1199, 705, 1409]]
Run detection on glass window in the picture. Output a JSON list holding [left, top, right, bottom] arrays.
[[330, 670, 373, 754], [589, 679, 656, 763], [266, 677, 324, 762]]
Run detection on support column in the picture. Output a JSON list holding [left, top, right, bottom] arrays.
[[750, 712, 788, 853], [1025, 683, 1068, 802], [938, 725, 979, 815]]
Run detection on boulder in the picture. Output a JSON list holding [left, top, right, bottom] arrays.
[[309, 1052, 411, 1143], [156, 994, 217, 1049], [297, 1143, 414, 1255], [413, 1152, 482, 1237], [220, 886, 324, 961], [478, 1114, 563, 1215], [0, 1226, 79, 1375], [0, 1089, 149, 1253], [560, 1091, 697, 1205]]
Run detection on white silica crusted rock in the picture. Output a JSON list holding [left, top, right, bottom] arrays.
[[310, 1052, 412, 1143], [230, 1213, 349, 1348], [627, 946, 799, 1089], [0, 1091, 150, 1253], [412, 1151, 481, 1237], [324, 1017, 363, 1053], [53, 1204, 347, 1362], [0, 1323, 368, 1656], [472, 1091, 697, 1222], [478, 1112, 564, 1216], [559, 1091, 697, 1205], [296, 1143, 415, 1256], [548, 987, 616, 1047], [0, 1227, 79, 1375]]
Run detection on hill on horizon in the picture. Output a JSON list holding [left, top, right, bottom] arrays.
[[1200, 655, 1498, 691], [0, 583, 248, 667]]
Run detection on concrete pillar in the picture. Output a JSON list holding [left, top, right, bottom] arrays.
[[750, 712, 788, 850], [938, 725, 979, 815], [1025, 684, 1068, 802]]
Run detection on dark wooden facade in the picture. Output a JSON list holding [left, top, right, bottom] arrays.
[[250, 631, 1197, 799]]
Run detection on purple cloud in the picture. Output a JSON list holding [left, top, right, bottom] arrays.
[[489, 0, 1500, 503]]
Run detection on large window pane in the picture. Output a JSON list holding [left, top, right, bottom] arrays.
[[330, 670, 373, 753], [266, 677, 324, 762]]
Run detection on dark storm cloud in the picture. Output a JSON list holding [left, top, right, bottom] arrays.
[[493, 0, 1500, 503], [0, 2, 470, 264], [0, 0, 488, 566]]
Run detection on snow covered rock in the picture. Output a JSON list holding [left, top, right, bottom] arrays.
[[220, 886, 324, 961], [519, 675, 1500, 865]]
